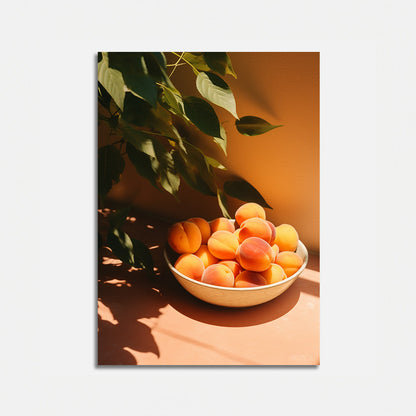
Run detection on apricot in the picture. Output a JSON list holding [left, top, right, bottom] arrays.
[[167, 221, 202, 254], [209, 217, 235, 233], [234, 228, 243, 243], [274, 224, 299, 252], [235, 202, 266, 226], [194, 245, 218, 268], [266, 220, 276, 243], [201, 263, 235, 287], [236, 236, 274, 272], [275, 251, 303, 277], [271, 244, 280, 262], [174, 254, 205, 281], [207, 230, 239, 260], [218, 260, 243, 278], [238, 217, 272, 243], [260, 263, 287, 285], [187, 217, 211, 244], [235, 271, 267, 288]]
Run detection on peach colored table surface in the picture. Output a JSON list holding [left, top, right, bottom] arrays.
[[98, 210, 320, 366]]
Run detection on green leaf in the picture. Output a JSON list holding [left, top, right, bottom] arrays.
[[122, 93, 180, 140], [235, 116, 283, 136], [183, 96, 221, 137], [151, 52, 166, 69], [108, 206, 131, 229], [106, 228, 155, 274], [172, 141, 217, 196], [125, 74, 158, 108], [183, 53, 211, 73], [132, 238, 155, 275], [98, 81, 113, 110], [98, 145, 125, 200], [203, 52, 237, 78], [107, 52, 158, 107], [160, 87, 185, 117], [158, 164, 180, 197], [204, 155, 226, 170], [97, 53, 125, 110], [106, 228, 135, 266], [196, 72, 238, 118], [213, 124, 227, 156], [223, 179, 272, 209], [121, 120, 180, 197], [217, 189, 231, 218], [126, 142, 159, 189]]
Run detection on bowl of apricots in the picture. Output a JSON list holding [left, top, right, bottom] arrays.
[[163, 202, 308, 308]]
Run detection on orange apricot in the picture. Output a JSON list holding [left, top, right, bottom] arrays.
[[266, 220, 276, 243], [207, 230, 239, 260], [271, 244, 280, 262], [194, 245, 218, 268], [234, 202, 266, 226], [234, 228, 243, 244], [174, 254, 205, 281], [275, 251, 303, 277], [218, 260, 243, 278], [209, 217, 235, 233], [260, 263, 287, 285], [201, 263, 235, 287], [235, 236, 274, 272], [167, 221, 202, 254], [187, 217, 211, 244], [235, 271, 267, 288], [274, 224, 299, 252], [238, 217, 272, 243]]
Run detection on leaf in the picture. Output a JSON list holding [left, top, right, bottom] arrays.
[[98, 145, 125, 200], [126, 142, 159, 189], [203, 52, 237, 78], [196, 72, 238, 118], [172, 141, 217, 196], [125, 74, 158, 108], [158, 164, 180, 197], [204, 155, 226, 170], [97, 53, 125, 110], [151, 52, 166, 69], [106, 228, 155, 274], [160, 87, 185, 117], [132, 238, 155, 275], [235, 116, 283, 136], [183, 96, 221, 137], [122, 93, 180, 140], [217, 189, 231, 218], [98, 81, 113, 110], [121, 120, 180, 197], [183, 53, 211, 73], [122, 92, 153, 127], [107, 52, 158, 107], [108, 206, 131, 228], [106, 228, 135, 266], [213, 124, 227, 156], [223, 179, 272, 209]]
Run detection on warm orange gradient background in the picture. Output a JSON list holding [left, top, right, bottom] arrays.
[[100, 52, 320, 253]]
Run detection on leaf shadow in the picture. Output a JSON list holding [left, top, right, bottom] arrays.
[[97, 247, 168, 366]]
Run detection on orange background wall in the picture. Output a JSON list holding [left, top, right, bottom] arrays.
[[101, 52, 320, 253]]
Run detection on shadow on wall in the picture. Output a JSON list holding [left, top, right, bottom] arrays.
[[97, 248, 168, 365]]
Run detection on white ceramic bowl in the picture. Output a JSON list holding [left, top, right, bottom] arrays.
[[164, 228, 308, 308]]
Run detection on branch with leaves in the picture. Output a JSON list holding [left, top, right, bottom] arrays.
[[98, 52, 282, 273]]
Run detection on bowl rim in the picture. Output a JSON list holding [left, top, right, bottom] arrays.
[[163, 240, 308, 292]]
